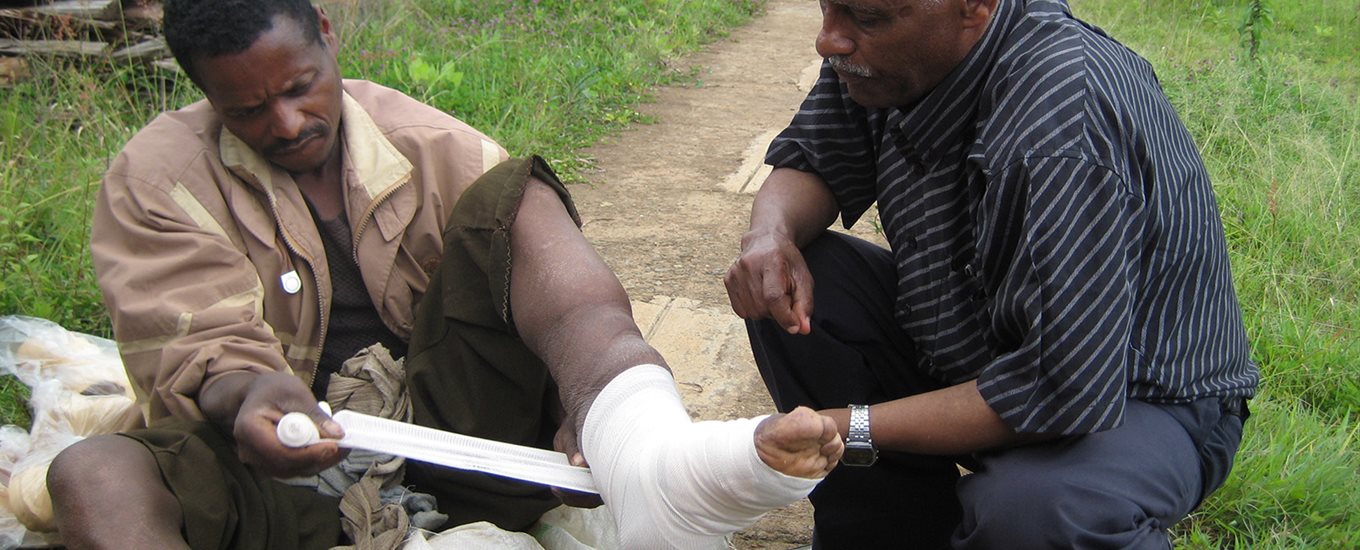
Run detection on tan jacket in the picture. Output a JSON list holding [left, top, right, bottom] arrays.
[[92, 80, 507, 423]]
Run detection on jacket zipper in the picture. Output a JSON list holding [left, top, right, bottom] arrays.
[[350, 173, 413, 263], [266, 188, 328, 392]]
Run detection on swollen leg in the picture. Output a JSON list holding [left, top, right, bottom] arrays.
[[48, 434, 188, 550], [581, 365, 840, 549], [492, 160, 839, 543]]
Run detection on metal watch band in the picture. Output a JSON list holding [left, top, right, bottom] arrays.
[[848, 404, 872, 444], [842, 404, 878, 467]]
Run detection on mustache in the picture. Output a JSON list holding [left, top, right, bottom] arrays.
[[266, 124, 327, 156], [828, 55, 874, 78]]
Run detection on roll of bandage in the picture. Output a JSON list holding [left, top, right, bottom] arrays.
[[277, 412, 320, 447]]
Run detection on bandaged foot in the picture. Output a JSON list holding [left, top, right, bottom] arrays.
[[582, 364, 840, 549]]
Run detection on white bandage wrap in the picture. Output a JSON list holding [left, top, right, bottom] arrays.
[[277, 409, 597, 494], [582, 364, 819, 549]]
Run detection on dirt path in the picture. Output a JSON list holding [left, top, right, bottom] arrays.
[[575, 0, 822, 308], [569, 2, 877, 547]]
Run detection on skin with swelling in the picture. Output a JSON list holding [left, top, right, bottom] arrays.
[[510, 178, 843, 476]]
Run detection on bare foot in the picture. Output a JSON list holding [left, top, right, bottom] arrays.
[[755, 406, 845, 478]]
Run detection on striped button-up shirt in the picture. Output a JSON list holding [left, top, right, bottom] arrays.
[[766, 0, 1258, 435]]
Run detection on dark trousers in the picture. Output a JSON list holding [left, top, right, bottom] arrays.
[[747, 232, 1245, 549]]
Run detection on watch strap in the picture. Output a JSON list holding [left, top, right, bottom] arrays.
[[848, 404, 872, 445]]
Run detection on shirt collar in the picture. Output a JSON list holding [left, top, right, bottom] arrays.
[[219, 83, 412, 201], [892, 0, 1021, 164]]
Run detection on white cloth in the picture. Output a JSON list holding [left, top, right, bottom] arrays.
[[581, 364, 819, 549]]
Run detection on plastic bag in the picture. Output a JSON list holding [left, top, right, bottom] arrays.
[[0, 316, 129, 397], [0, 316, 144, 539]]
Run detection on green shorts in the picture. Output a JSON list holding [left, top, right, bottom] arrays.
[[118, 421, 341, 550]]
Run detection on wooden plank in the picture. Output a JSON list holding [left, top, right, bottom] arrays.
[[110, 37, 165, 61], [1, 7, 121, 33], [122, 1, 162, 30], [28, 0, 120, 21], [151, 57, 179, 73], [0, 38, 105, 56]]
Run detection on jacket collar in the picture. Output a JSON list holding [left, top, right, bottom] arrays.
[[218, 83, 413, 202]]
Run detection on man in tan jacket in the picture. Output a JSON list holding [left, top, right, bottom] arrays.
[[44, 1, 844, 548]]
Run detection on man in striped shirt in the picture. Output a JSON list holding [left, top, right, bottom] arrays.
[[725, 0, 1258, 547]]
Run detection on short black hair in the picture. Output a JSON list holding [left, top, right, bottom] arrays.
[[163, 0, 322, 85]]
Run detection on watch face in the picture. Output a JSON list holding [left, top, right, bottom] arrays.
[[841, 442, 878, 466]]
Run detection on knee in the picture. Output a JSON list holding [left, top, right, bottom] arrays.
[[956, 471, 1161, 549], [957, 471, 1059, 542], [47, 435, 151, 500]]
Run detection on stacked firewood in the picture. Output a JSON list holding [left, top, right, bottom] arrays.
[[0, 0, 169, 84]]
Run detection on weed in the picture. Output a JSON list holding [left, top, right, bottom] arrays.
[[1240, 0, 1274, 61]]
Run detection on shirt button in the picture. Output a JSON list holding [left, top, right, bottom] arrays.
[[963, 264, 976, 278], [905, 235, 919, 250]]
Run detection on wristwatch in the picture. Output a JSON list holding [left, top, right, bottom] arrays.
[[841, 404, 878, 467]]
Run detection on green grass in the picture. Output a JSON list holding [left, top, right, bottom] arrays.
[[329, 0, 763, 177], [1189, 398, 1360, 548], [1, 59, 195, 427], [1069, 0, 1360, 546], [0, 61, 184, 338]]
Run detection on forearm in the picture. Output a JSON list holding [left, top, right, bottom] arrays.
[[826, 380, 1048, 455], [743, 168, 839, 250]]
